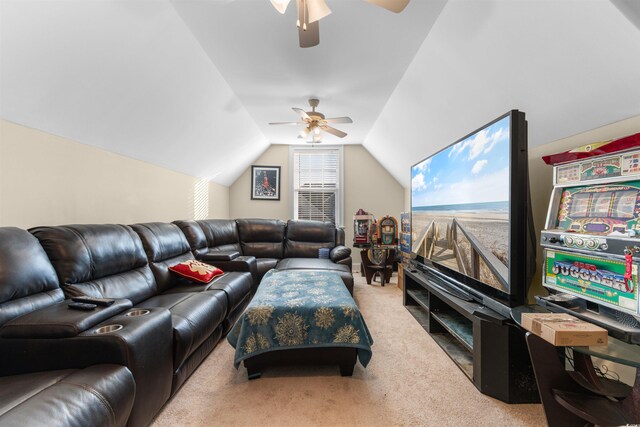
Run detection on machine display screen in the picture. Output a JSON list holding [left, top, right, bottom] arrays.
[[556, 181, 640, 234]]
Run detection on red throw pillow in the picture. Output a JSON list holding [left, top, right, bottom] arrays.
[[169, 260, 224, 284]]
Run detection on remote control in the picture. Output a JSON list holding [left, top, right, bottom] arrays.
[[68, 302, 97, 311], [71, 296, 115, 307]]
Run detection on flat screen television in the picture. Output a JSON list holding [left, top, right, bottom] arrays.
[[410, 110, 535, 314]]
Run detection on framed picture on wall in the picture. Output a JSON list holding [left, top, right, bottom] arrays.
[[251, 165, 280, 200]]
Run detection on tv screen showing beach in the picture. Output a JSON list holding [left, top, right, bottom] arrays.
[[411, 115, 511, 293]]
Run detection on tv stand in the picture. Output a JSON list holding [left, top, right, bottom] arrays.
[[403, 269, 539, 403]]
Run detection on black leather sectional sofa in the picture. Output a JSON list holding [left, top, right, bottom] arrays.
[[0, 219, 352, 427], [175, 218, 353, 293]]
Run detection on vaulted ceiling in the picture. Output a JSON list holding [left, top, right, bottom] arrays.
[[2, 0, 639, 187]]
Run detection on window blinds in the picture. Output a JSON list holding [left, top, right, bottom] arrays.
[[293, 149, 340, 224]]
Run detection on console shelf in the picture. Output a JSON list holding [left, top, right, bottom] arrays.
[[403, 268, 539, 404], [431, 311, 473, 352]]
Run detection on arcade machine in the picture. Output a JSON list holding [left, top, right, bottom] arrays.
[[538, 131, 640, 343], [353, 209, 373, 248]]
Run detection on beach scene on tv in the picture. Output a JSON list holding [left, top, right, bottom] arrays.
[[411, 116, 510, 292]]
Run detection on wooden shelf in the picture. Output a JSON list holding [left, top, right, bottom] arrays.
[[430, 332, 473, 380], [406, 288, 430, 312]]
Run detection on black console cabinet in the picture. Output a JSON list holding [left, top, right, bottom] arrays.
[[403, 268, 539, 403]]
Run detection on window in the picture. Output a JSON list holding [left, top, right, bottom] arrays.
[[291, 147, 343, 226]]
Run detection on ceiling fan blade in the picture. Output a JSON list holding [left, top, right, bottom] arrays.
[[297, 0, 320, 48], [321, 125, 347, 138], [292, 107, 311, 121], [306, 0, 332, 23], [269, 121, 307, 125], [323, 116, 353, 124], [270, 0, 292, 14], [364, 0, 410, 13]]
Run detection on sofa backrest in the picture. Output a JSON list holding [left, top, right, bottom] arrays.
[[0, 227, 64, 326], [336, 227, 345, 246], [197, 219, 241, 253], [30, 224, 156, 304], [172, 220, 209, 258], [236, 219, 285, 259], [131, 222, 194, 293], [284, 220, 336, 258]]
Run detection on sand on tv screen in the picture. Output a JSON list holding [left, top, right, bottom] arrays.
[[411, 115, 511, 293]]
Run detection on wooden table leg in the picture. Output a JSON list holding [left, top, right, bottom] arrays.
[[525, 332, 589, 427], [621, 369, 640, 423], [571, 350, 632, 398]]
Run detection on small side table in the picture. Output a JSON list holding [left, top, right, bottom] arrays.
[[512, 306, 640, 426], [360, 246, 396, 285]]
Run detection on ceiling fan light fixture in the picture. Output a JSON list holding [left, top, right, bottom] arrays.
[[270, 0, 291, 14]]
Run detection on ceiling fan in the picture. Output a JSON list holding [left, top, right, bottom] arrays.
[[270, 0, 411, 47], [269, 98, 352, 143]]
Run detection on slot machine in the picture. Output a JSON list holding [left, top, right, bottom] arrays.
[[540, 132, 640, 339]]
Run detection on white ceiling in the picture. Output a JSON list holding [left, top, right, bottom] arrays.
[[1, 0, 640, 187]]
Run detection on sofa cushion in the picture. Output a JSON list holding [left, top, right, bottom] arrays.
[[172, 220, 209, 258], [163, 272, 252, 312], [0, 227, 64, 326], [30, 224, 157, 304], [131, 222, 191, 262], [275, 258, 354, 295], [132, 222, 199, 292], [198, 219, 241, 253], [136, 291, 228, 370], [169, 260, 224, 284], [0, 365, 135, 427], [237, 219, 285, 259], [284, 220, 336, 258]]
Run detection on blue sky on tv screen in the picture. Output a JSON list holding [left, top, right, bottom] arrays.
[[412, 116, 510, 208]]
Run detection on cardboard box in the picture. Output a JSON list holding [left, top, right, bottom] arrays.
[[397, 264, 404, 291], [521, 313, 608, 347]]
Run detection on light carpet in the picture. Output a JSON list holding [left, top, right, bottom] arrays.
[[151, 272, 544, 426]]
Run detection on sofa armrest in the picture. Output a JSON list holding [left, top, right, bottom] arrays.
[[201, 255, 259, 290], [0, 308, 174, 427], [330, 245, 352, 263], [0, 299, 132, 339], [200, 250, 240, 262]]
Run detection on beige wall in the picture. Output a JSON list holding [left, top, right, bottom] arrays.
[[208, 181, 230, 219], [229, 144, 291, 221], [343, 145, 405, 251], [0, 120, 230, 228], [229, 144, 405, 252]]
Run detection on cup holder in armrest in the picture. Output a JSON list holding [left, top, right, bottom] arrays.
[[95, 324, 123, 334], [125, 309, 150, 317]]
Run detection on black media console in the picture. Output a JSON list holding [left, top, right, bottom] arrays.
[[403, 268, 539, 403]]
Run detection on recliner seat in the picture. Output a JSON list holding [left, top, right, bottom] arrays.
[[29, 223, 231, 396], [0, 365, 135, 427], [131, 222, 252, 334]]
